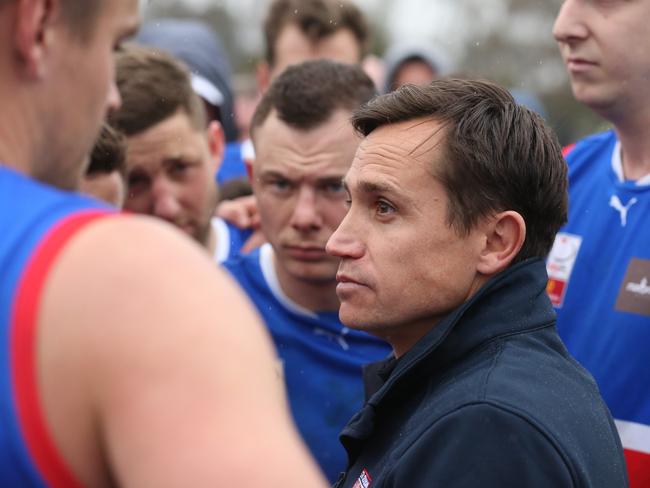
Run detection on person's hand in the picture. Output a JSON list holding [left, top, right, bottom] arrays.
[[241, 229, 267, 253], [216, 195, 260, 229], [216, 195, 266, 253]]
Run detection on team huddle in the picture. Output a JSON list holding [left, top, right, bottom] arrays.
[[1, 0, 648, 487]]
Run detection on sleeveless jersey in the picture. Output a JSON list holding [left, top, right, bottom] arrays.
[[1, 166, 113, 487], [546, 130, 650, 487], [223, 244, 392, 483]]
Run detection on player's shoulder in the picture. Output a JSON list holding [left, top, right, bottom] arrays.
[[50, 214, 239, 313], [222, 244, 263, 280], [40, 213, 266, 358], [563, 129, 616, 160]]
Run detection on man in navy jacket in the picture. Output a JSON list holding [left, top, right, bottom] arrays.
[[326, 78, 628, 487]]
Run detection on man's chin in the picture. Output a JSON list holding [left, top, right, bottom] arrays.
[[285, 262, 338, 285]]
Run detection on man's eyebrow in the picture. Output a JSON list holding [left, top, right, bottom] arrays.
[[343, 178, 397, 195], [259, 170, 288, 179], [316, 175, 346, 184]]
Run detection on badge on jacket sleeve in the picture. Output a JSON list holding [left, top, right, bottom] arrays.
[[546, 232, 582, 307], [352, 468, 372, 488]]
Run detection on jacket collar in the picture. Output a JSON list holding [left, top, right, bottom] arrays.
[[369, 258, 554, 402], [344, 258, 555, 452]]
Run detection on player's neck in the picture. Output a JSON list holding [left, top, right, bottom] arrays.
[[0, 90, 39, 174], [272, 255, 340, 313], [0, 120, 28, 171], [615, 124, 650, 181]]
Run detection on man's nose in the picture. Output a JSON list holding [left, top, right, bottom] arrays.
[[553, 0, 589, 44], [151, 178, 182, 221], [326, 212, 364, 260], [106, 80, 122, 114], [290, 186, 322, 232]]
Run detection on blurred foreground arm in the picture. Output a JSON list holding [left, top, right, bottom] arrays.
[[39, 215, 326, 487]]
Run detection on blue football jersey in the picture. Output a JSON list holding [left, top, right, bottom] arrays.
[[211, 217, 252, 263], [546, 130, 650, 486], [223, 244, 392, 482]]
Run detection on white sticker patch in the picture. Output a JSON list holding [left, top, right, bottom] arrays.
[[546, 232, 583, 307]]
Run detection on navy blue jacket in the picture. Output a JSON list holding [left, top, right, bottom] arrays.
[[335, 259, 628, 488]]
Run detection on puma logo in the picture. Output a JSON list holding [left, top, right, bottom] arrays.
[[609, 195, 638, 227]]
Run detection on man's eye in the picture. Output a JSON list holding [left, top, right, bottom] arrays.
[[170, 162, 189, 175], [127, 174, 149, 193], [324, 182, 344, 194], [270, 179, 291, 192], [376, 200, 395, 215]]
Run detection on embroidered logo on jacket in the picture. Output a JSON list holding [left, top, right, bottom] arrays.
[[616, 258, 650, 316], [352, 468, 372, 488], [546, 232, 583, 307]]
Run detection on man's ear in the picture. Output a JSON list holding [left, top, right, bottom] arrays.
[[206, 120, 225, 174], [476, 211, 526, 276], [14, 0, 58, 79], [256, 61, 271, 94]]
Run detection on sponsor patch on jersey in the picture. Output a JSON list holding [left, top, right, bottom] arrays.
[[546, 232, 582, 307], [352, 468, 372, 488], [615, 258, 650, 317]]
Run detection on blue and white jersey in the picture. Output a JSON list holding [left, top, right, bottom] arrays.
[[0, 166, 114, 487], [546, 130, 650, 486], [223, 244, 391, 483], [211, 217, 251, 264]]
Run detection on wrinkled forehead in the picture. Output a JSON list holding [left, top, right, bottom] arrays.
[[125, 119, 208, 171], [353, 117, 447, 173], [253, 109, 360, 176], [272, 24, 362, 72]]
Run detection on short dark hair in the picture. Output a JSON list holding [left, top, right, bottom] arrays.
[[263, 0, 369, 66], [87, 123, 126, 177], [251, 59, 376, 134], [110, 44, 206, 137], [351, 78, 568, 262]]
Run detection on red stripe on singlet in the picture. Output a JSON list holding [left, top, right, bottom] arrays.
[[10, 210, 112, 488]]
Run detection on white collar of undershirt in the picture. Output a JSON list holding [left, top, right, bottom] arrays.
[[259, 243, 318, 319], [211, 217, 230, 264], [611, 140, 650, 186]]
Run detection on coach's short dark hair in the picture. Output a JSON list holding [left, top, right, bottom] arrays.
[[251, 59, 376, 134], [351, 78, 568, 263], [263, 0, 369, 66], [110, 44, 206, 137]]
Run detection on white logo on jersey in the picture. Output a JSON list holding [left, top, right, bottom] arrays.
[[313, 327, 350, 350], [626, 277, 650, 296], [609, 195, 638, 227]]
